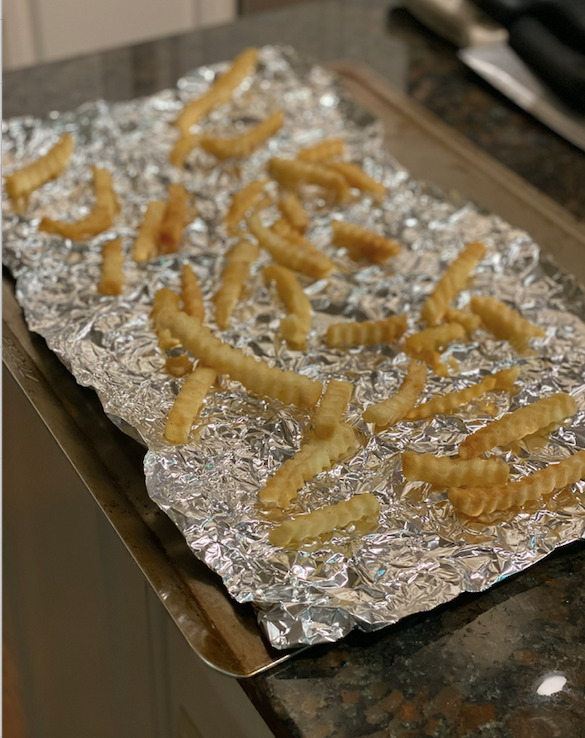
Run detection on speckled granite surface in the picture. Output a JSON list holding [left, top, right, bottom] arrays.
[[4, 2, 585, 735]]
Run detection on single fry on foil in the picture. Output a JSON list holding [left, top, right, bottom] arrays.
[[98, 238, 124, 296], [164, 365, 217, 444], [278, 191, 308, 233], [313, 379, 353, 440], [331, 220, 400, 264], [158, 184, 191, 255], [181, 264, 205, 322], [214, 240, 260, 330], [263, 264, 312, 350], [170, 133, 199, 168], [151, 287, 182, 349], [132, 200, 166, 262], [268, 157, 350, 203], [363, 360, 427, 426], [444, 308, 481, 334], [225, 180, 268, 231], [402, 451, 510, 487], [470, 295, 545, 351], [328, 161, 386, 200], [200, 110, 284, 160], [326, 315, 407, 348], [297, 138, 345, 163]]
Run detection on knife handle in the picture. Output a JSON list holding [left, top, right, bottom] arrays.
[[508, 16, 585, 112]]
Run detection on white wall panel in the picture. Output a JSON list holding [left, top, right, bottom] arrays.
[[3, 0, 38, 69]]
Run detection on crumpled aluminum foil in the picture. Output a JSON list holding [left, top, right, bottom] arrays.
[[3, 46, 585, 650]]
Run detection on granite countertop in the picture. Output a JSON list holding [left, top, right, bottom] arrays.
[[4, 1, 585, 736]]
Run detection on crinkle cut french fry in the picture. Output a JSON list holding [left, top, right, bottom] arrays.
[[259, 423, 355, 508], [247, 211, 334, 279], [278, 191, 308, 233], [402, 451, 510, 487], [225, 180, 268, 230], [164, 366, 217, 445], [449, 449, 585, 517], [158, 184, 191, 255], [165, 354, 193, 378], [362, 360, 427, 426], [444, 308, 481, 334], [132, 201, 166, 262], [313, 380, 353, 439], [331, 220, 400, 264], [421, 242, 486, 325], [297, 138, 345, 163], [326, 315, 407, 348], [268, 157, 350, 203], [470, 295, 545, 351], [152, 288, 182, 349], [269, 492, 379, 547], [39, 167, 119, 240], [405, 366, 520, 421], [263, 264, 312, 350], [403, 323, 465, 357], [98, 238, 123, 296], [200, 110, 283, 160], [170, 134, 199, 167], [214, 240, 260, 330], [328, 161, 386, 200], [157, 308, 323, 409], [458, 392, 577, 460], [6, 133, 74, 214], [181, 264, 205, 322], [271, 218, 317, 252], [174, 47, 258, 133]]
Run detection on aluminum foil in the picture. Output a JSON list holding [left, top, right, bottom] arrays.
[[3, 46, 585, 650]]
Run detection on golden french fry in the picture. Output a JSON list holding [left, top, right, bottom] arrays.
[[6, 133, 74, 214], [39, 167, 119, 240], [170, 133, 199, 167], [403, 323, 465, 357], [259, 423, 355, 508], [225, 180, 268, 231], [421, 242, 486, 325], [214, 240, 260, 330], [449, 449, 585, 517], [157, 308, 323, 409], [402, 451, 510, 487], [331, 220, 400, 264], [278, 191, 308, 233], [405, 366, 520, 421], [98, 238, 123, 296], [151, 287, 182, 349], [158, 184, 191, 255], [164, 365, 217, 444], [363, 360, 427, 426], [326, 315, 407, 348], [268, 157, 350, 203], [328, 161, 386, 200], [444, 308, 481, 334], [201, 110, 283, 160], [165, 354, 193, 378], [313, 380, 353, 440], [297, 138, 345, 163], [181, 264, 204, 322], [269, 492, 379, 547], [458, 392, 577, 460], [247, 211, 335, 279], [271, 217, 318, 252], [263, 264, 312, 350], [174, 47, 258, 133], [470, 295, 546, 351], [132, 201, 166, 262]]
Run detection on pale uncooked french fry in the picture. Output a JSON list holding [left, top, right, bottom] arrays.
[[403, 323, 465, 357], [247, 210, 335, 279], [98, 238, 124, 296], [268, 157, 350, 203], [402, 451, 509, 487], [6, 134, 74, 214], [269, 492, 379, 546], [278, 191, 308, 233], [313, 380, 353, 439], [263, 264, 312, 350], [201, 110, 283, 160], [165, 354, 193, 378], [258, 423, 355, 508], [164, 366, 217, 444], [39, 167, 119, 240], [181, 264, 205, 322], [405, 366, 520, 421], [331, 220, 400, 264], [174, 47, 258, 133], [297, 139, 345, 163], [444, 308, 481, 334], [151, 287, 182, 349], [326, 315, 407, 348], [225, 180, 268, 231], [470, 295, 545, 351], [458, 392, 577, 459], [157, 307, 323, 409], [421, 242, 486, 325], [362, 361, 427, 426], [214, 240, 259, 330], [449, 449, 585, 516], [170, 133, 199, 167], [158, 184, 191, 255], [132, 201, 166, 262], [328, 161, 386, 200]]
